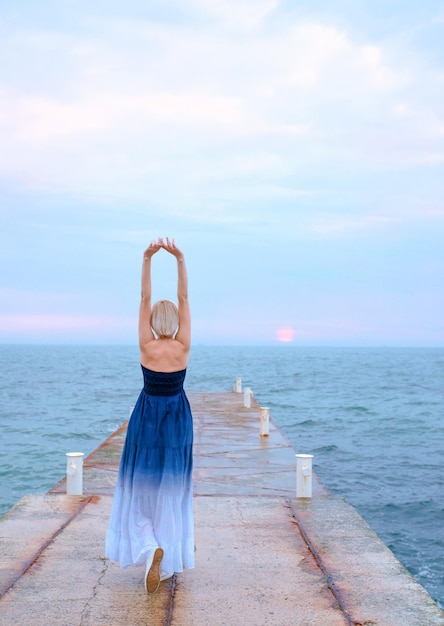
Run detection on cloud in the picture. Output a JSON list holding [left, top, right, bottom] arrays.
[[301, 213, 394, 237], [190, 0, 278, 31], [0, 315, 135, 344], [13, 91, 244, 144], [1, 10, 438, 202]]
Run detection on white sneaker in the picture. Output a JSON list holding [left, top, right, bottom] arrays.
[[145, 547, 164, 594]]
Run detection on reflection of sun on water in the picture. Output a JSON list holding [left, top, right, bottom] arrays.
[[276, 327, 295, 343]]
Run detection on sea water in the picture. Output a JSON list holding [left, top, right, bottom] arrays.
[[0, 344, 443, 608]]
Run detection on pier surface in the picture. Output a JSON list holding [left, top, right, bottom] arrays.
[[1, 391, 443, 625]]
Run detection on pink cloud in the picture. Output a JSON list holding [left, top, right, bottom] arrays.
[[0, 315, 134, 332]]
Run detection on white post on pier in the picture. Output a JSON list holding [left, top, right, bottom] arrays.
[[259, 407, 270, 437], [66, 452, 85, 495], [243, 387, 252, 408], [235, 377, 242, 393], [296, 454, 313, 498]]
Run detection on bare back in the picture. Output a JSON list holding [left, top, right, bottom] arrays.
[[140, 338, 189, 373]]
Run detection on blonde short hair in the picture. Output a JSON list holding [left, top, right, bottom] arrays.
[[150, 300, 179, 338]]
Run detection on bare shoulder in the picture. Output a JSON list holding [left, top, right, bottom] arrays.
[[140, 338, 189, 371]]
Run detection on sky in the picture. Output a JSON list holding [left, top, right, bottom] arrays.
[[1, 0, 443, 346]]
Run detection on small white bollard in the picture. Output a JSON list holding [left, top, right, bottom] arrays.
[[260, 407, 270, 437], [235, 377, 242, 393], [296, 454, 313, 498], [66, 452, 85, 495], [243, 387, 252, 408]]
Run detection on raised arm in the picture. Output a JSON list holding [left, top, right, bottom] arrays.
[[161, 237, 191, 349], [139, 239, 162, 351]]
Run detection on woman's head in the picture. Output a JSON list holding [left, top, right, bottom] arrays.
[[150, 300, 179, 338]]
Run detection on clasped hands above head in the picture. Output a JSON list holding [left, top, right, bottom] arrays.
[[145, 237, 183, 260]]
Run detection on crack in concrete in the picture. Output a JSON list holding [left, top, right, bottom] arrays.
[[79, 557, 109, 626]]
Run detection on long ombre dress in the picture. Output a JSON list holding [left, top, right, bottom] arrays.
[[105, 366, 194, 578]]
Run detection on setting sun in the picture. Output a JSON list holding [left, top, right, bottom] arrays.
[[276, 327, 295, 343]]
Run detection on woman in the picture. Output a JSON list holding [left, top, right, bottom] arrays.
[[105, 237, 194, 593]]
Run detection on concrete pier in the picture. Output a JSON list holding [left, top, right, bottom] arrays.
[[1, 391, 443, 625]]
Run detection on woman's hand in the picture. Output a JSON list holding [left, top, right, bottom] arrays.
[[161, 237, 189, 348], [144, 238, 162, 259], [161, 237, 184, 260]]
